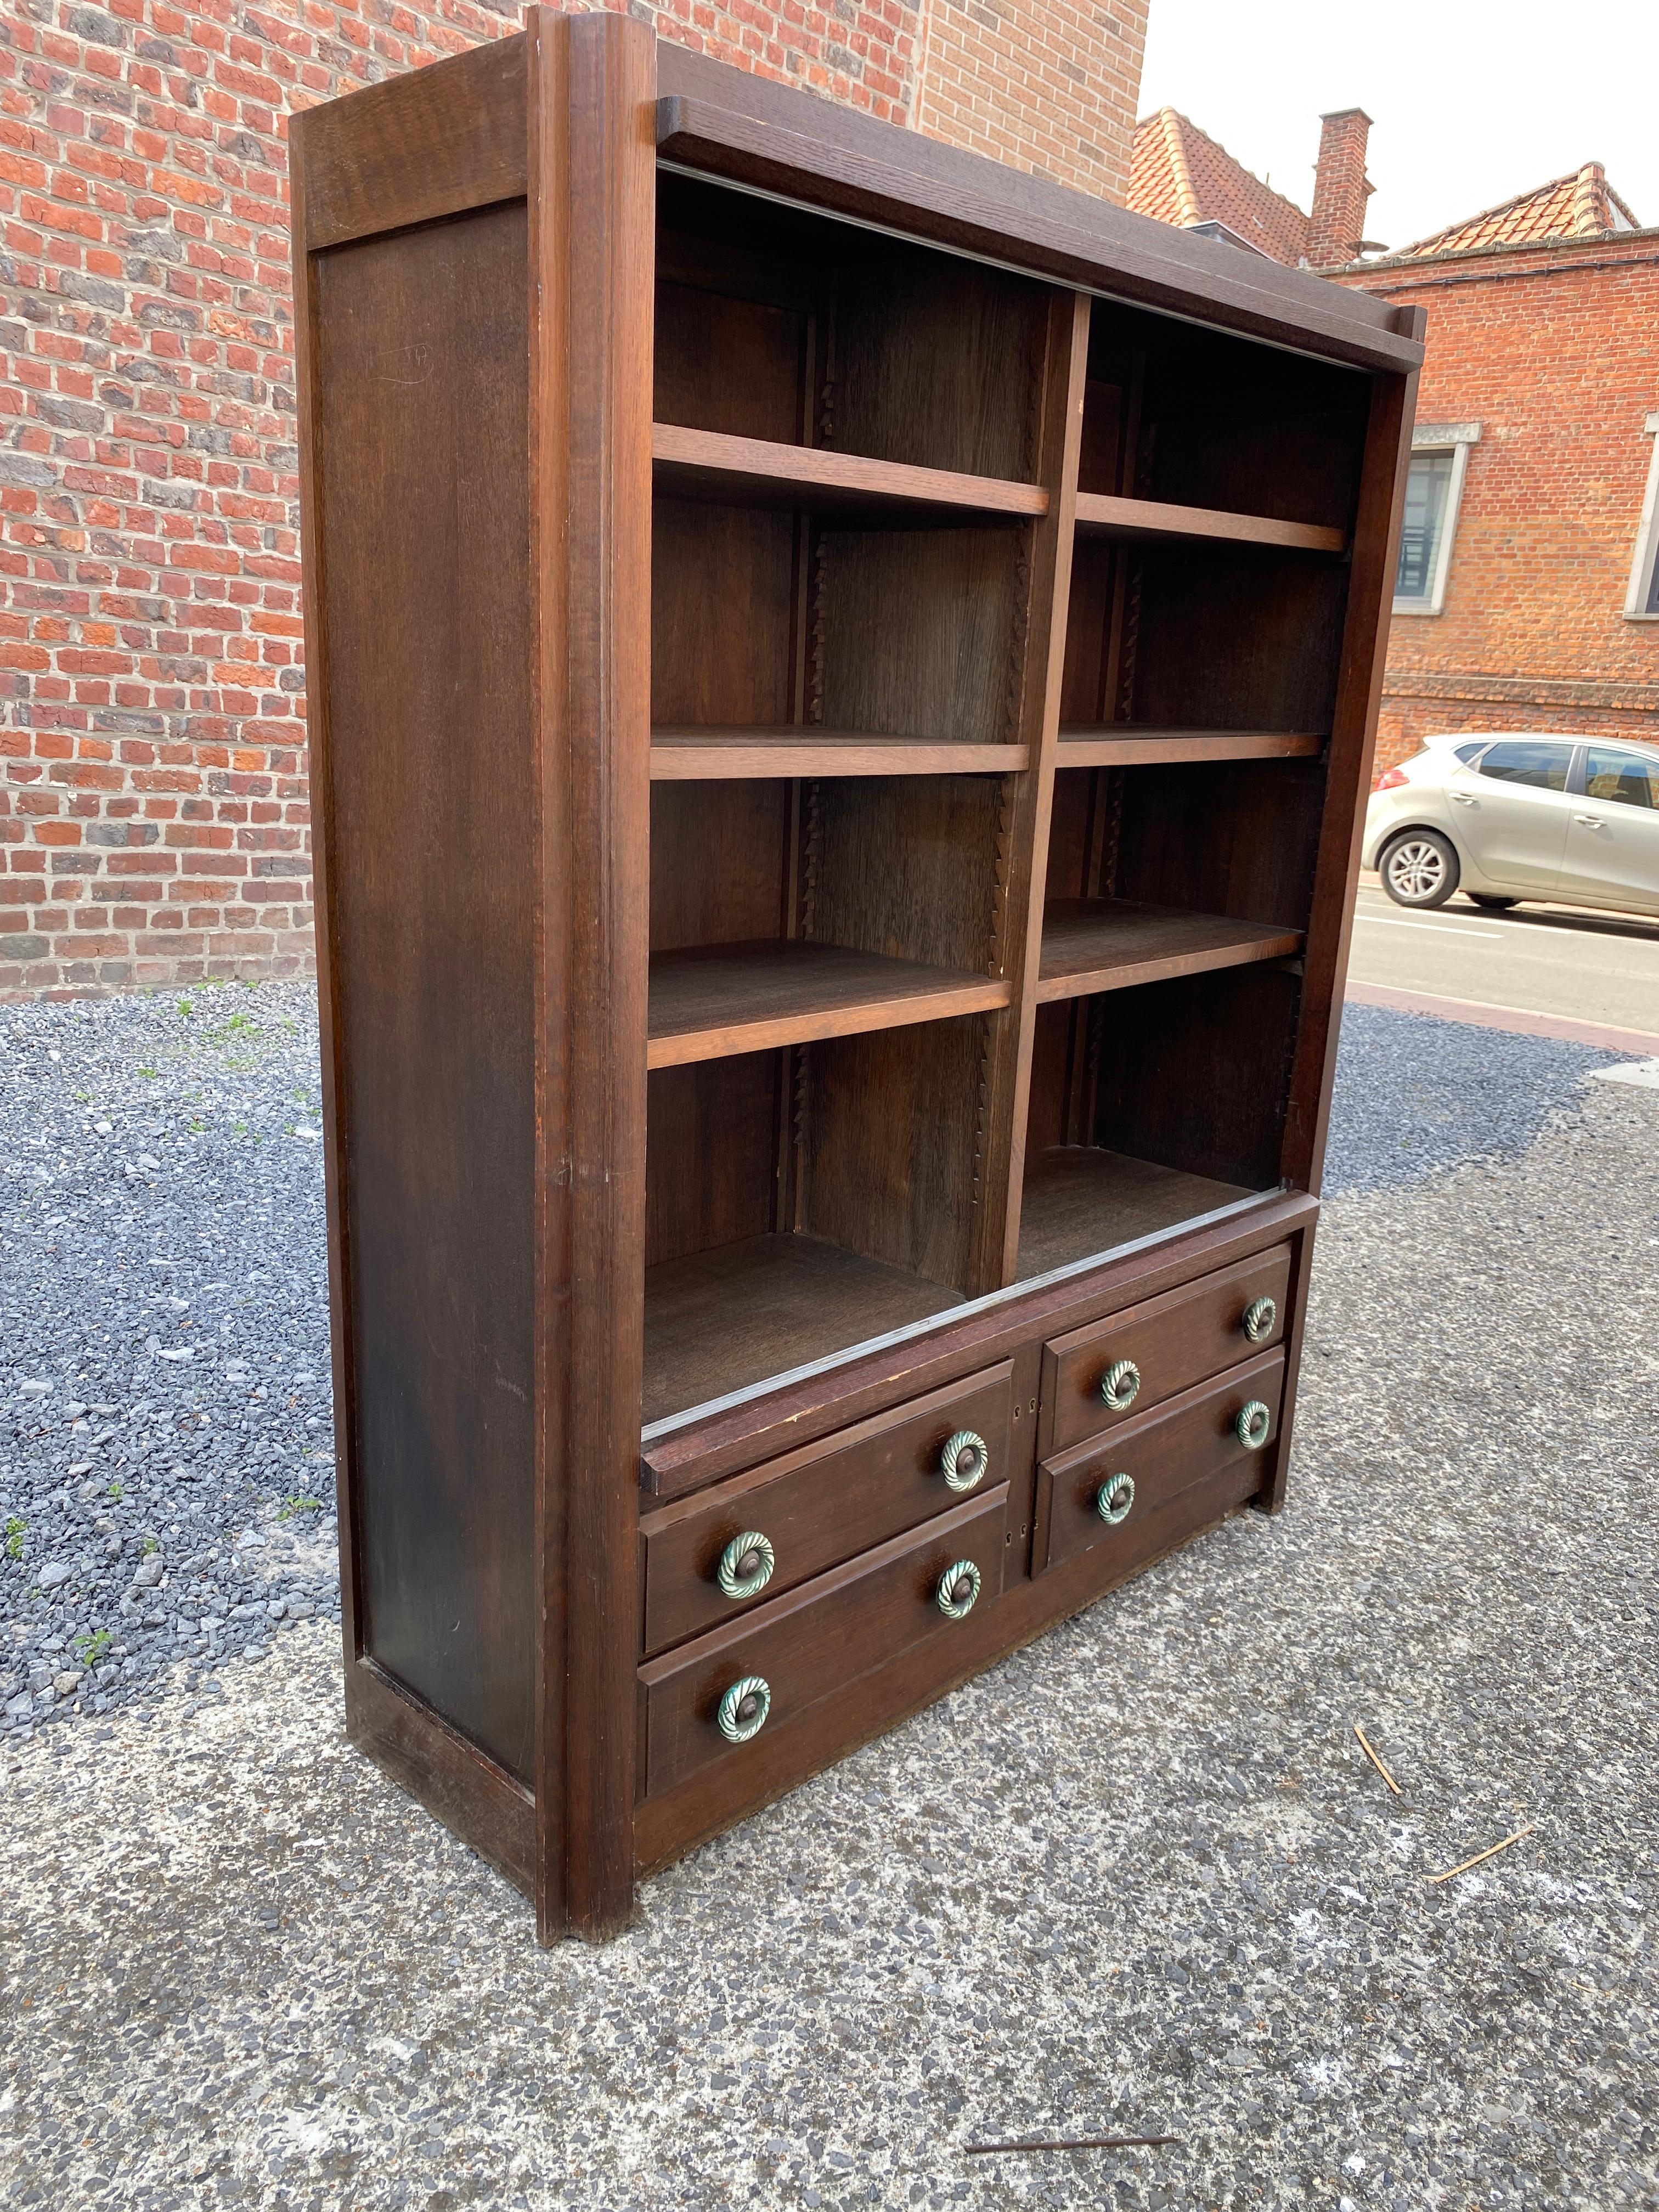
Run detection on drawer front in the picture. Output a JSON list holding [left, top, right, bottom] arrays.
[[1035, 1348, 1285, 1574], [1043, 1244, 1291, 1455], [640, 1486, 1008, 1797], [640, 1361, 1015, 1657]]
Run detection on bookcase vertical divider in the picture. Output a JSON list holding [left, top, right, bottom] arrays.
[[974, 288, 1091, 1291]]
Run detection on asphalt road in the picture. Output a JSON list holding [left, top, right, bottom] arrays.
[[1348, 877, 1659, 1037]]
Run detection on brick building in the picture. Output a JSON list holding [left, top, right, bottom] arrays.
[[1128, 103, 1380, 267], [1128, 112, 1659, 778], [0, 0, 1150, 1000], [1335, 170, 1659, 774]]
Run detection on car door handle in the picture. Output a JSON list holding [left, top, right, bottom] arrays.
[[1450, 792, 1477, 805], [1572, 813, 1605, 827]]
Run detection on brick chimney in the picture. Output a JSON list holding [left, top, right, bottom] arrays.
[[1308, 108, 1374, 266]]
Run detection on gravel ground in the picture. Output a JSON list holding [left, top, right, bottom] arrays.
[[0, 982, 338, 1740], [1321, 999, 1621, 1196], [3, 989, 1656, 2210]]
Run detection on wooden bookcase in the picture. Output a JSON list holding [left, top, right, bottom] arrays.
[[291, 15, 1421, 1942]]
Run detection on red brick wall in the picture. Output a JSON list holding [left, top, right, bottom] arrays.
[[0, 0, 1147, 1001], [1340, 236, 1659, 777]]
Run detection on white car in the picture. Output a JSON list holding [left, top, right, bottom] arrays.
[[1362, 732, 1659, 913]]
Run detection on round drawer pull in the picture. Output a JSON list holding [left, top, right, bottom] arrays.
[[716, 1674, 771, 1743], [1095, 1471, 1135, 1525], [716, 1531, 775, 1601], [940, 1429, 989, 1493], [935, 1559, 981, 1620], [1099, 1358, 1141, 1412], [1242, 1296, 1278, 1344], [1236, 1400, 1272, 1452]]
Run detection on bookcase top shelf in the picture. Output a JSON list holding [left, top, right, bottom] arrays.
[[1037, 899, 1303, 1003], [646, 939, 1011, 1069], [652, 424, 1048, 522], [651, 731, 1030, 779], [1073, 490, 1345, 555]]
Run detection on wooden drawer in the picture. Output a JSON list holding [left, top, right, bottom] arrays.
[[639, 1361, 1014, 1658], [1043, 1244, 1292, 1455], [639, 1486, 1008, 1797], [1035, 1347, 1285, 1574]]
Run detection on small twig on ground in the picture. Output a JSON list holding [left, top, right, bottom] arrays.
[[1426, 1823, 1536, 1884], [1353, 1721, 1402, 1795], [966, 2135, 1181, 2156]]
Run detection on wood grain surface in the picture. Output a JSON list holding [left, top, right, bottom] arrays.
[[653, 421, 1048, 518], [1016, 1148, 1256, 1281], [647, 939, 1011, 1067], [640, 1361, 1015, 1653], [1037, 899, 1302, 1001], [651, 730, 1030, 777]]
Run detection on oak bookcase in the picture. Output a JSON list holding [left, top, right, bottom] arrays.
[[291, 14, 1422, 1942]]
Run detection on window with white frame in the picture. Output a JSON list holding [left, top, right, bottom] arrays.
[[1394, 422, 1479, 616], [1623, 411, 1659, 620]]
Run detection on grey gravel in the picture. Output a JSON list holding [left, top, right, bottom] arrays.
[[1323, 1000, 1622, 1196], [1, 980, 339, 1739], [3, 985, 1656, 2209]]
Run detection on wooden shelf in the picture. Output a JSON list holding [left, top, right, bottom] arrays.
[[1057, 726, 1324, 769], [653, 423, 1048, 522], [644, 1232, 964, 1423], [1074, 490, 1345, 555], [1037, 899, 1302, 1002], [652, 729, 1029, 779], [1017, 1148, 1259, 1280], [647, 939, 1011, 1069]]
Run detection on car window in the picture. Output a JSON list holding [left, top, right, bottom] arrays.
[[1583, 748, 1659, 810], [1476, 741, 1572, 792], [1452, 741, 1487, 764]]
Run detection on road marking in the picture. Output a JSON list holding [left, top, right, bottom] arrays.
[[1354, 915, 1503, 939]]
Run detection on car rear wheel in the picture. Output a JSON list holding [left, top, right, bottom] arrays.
[[1466, 893, 1518, 911], [1379, 830, 1459, 908]]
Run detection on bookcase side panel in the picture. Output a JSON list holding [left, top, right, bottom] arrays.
[[1282, 358, 1421, 1193], [309, 201, 538, 1783]]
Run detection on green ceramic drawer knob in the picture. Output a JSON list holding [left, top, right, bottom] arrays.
[[940, 1429, 989, 1493], [1242, 1295, 1278, 1344], [716, 1531, 775, 1601], [1100, 1357, 1141, 1412], [935, 1559, 981, 1620], [716, 1675, 771, 1743], [1236, 1400, 1272, 1452], [1095, 1471, 1135, 1525]]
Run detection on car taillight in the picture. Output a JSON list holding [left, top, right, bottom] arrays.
[[1374, 766, 1408, 792]]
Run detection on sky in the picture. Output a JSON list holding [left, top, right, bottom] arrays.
[[1137, 0, 1659, 252]]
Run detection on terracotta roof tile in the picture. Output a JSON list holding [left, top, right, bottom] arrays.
[[1128, 109, 1311, 264], [1396, 162, 1641, 258]]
